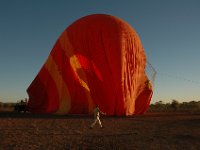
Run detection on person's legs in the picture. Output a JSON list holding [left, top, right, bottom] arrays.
[[97, 117, 103, 128], [90, 118, 97, 128]]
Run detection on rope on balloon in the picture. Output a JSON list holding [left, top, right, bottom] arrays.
[[146, 61, 157, 87], [146, 61, 200, 87]]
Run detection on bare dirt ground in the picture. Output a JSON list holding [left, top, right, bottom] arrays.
[[0, 112, 199, 150]]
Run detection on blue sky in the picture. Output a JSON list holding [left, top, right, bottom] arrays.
[[0, 0, 200, 103]]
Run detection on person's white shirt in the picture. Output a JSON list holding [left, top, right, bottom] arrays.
[[93, 107, 100, 118]]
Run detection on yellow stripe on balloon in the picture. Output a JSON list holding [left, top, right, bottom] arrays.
[[69, 55, 90, 91], [59, 31, 94, 113], [44, 55, 71, 114]]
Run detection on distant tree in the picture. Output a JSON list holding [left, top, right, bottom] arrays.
[[165, 103, 171, 111], [0, 102, 2, 109], [188, 101, 200, 111], [155, 101, 163, 105], [196, 101, 200, 111], [154, 101, 165, 111], [171, 100, 179, 111]]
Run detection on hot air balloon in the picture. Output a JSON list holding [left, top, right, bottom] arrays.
[[27, 14, 154, 116]]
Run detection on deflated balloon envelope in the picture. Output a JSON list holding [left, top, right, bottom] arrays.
[[27, 14, 153, 116]]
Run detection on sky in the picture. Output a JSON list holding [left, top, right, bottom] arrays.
[[0, 0, 200, 103]]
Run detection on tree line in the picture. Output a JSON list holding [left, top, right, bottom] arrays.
[[148, 100, 200, 112], [0, 100, 200, 112]]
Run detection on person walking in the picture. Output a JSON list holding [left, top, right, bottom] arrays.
[[90, 105, 106, 129]]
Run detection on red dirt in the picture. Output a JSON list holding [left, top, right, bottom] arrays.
[[0, 112, 199, 150]]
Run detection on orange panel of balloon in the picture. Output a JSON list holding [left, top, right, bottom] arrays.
[[27, 14, 153, 116]]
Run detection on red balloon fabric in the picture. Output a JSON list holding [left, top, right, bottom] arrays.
[[27, 14, 153, 115]]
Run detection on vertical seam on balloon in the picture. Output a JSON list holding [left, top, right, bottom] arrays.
[[44, 55, 71, 114], [99, 32, 116, 114]]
